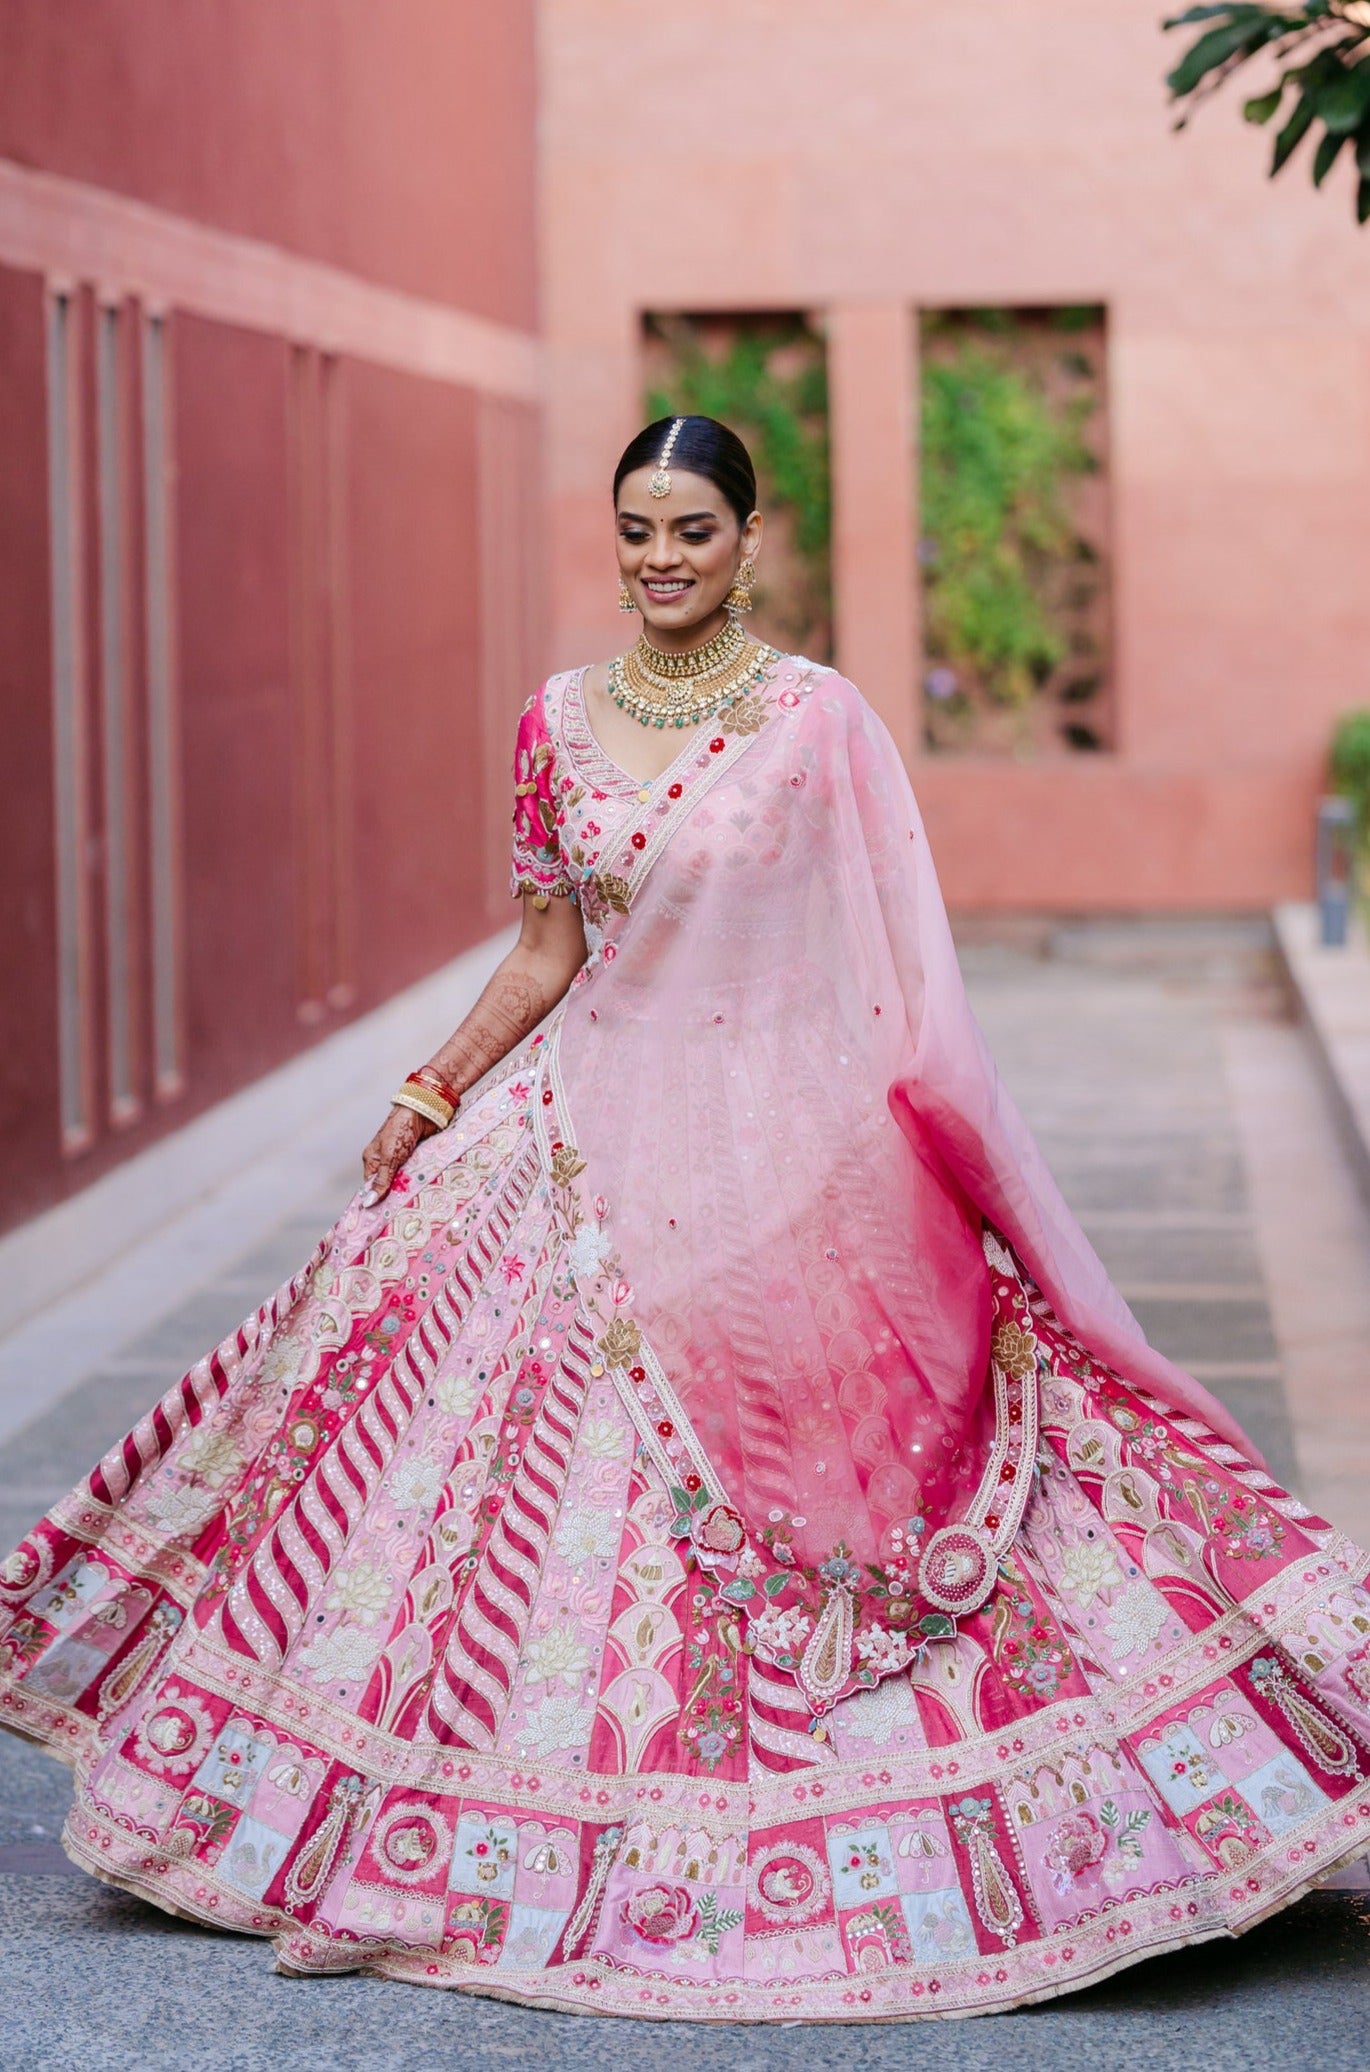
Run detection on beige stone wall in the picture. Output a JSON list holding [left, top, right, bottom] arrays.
[[540, 0, 1370, 909]]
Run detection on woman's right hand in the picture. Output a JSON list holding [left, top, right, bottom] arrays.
[[360, 1105, 433, 1206]]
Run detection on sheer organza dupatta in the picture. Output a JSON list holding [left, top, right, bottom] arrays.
[[541, 666, 1252, 1709]]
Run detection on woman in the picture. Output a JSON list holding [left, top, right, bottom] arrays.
[[2, 416, 1367, 2022]]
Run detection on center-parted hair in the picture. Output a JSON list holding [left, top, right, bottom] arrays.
[[613, 415, 758, 527]]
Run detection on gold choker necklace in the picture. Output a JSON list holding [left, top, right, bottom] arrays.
[[608, 623, 777, 730]]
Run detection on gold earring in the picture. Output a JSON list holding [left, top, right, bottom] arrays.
[[618, 576, 637, 614], [724, 557, 756, 616]]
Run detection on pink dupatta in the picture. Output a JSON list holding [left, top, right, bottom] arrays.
[[529, 660, 1253, 1710]]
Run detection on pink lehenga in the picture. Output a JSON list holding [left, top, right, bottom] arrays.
[[3, 656, 1369, 2022]]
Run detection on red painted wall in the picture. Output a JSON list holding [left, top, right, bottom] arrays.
[[0, 268, 58, 1214], [0, 5, 540, 1234], [347, 361, 484, 1002], [175, 317, 300, 1096]]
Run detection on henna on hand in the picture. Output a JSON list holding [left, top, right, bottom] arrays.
[[358, 896, 587, 1206], [426, 969, 551, 1094], [360, 1106, 430, 1204]]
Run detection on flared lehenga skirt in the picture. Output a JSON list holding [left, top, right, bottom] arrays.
[[2, 1032, 1369, 2024]]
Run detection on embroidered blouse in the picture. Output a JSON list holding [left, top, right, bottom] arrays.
[[510, 684, 575, 902]]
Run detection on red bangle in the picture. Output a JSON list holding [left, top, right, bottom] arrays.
[[411, 1064, 461, 1109]]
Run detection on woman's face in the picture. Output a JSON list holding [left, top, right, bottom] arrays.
[[615, 466, 762, 639]]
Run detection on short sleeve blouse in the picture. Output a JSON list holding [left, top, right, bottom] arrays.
[[510, 684, 574, 903]]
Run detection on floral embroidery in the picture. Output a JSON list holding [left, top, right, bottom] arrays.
[[989, 1555, 1074, 1701], [1098, 1797, 1152, 1872], [547, 1143, 587, 1187], [1059, 1536, 1121, 1608], [1043, 1810, 1107, 1893], [1210, 1489, 1285, 1561], [324, 1560, 394, 1628], [1103, 1390, 1288, 1565], [447, 1896, 509, 1957], [621, 1882, 698, 1944], [837, 1834, 889, 1893], [461, 1824, 515, 1884], [522, 1620, 592, 1689], [597, 1317, 642, 1367], [1103, 1580, 1170, 1662], [296, 1625, 378, 1688], [854, 1621, 916, 1677], [692, 1503, 746, 1557], [991, 1319, 1037, 1380], [714, 694, 769, 736], [679, 1571, 746, 1771], [747, 1599, 813, 1660]]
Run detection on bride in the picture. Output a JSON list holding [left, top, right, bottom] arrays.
[[2, 414, 1368, 2022]]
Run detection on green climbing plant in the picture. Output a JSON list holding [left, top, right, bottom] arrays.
[[1330, 708, 1370, 899], [920, 333, 1098, 709], [645, 315, 830, 651]]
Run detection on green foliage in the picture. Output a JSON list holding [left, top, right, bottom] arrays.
[[920, 341, 1097, 708], [1164, 4, 1370, 221], [645, 320, 830, 567], [1330, 709, 1370, 861]]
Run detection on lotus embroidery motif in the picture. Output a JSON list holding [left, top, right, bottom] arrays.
[[548, 1143, 587, 1187], [597, 1316, 642, 1367], [990, 1319, 1037, 1380]]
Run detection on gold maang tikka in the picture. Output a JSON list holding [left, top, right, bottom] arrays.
[[648, 417, 685, 499]]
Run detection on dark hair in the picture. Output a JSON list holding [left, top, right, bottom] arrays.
[[613, 415, 757, 526]]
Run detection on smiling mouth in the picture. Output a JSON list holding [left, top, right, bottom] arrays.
[[640, 578, 694, 599]]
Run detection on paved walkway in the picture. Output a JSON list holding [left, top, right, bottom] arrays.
[[2, 920, 1368, 2070]]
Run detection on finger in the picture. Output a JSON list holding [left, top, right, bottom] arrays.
[[369, 1160, 397, 1203]]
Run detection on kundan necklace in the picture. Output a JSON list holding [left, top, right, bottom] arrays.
[[608, 619, 777, 730]]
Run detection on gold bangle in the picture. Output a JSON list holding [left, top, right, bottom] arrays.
[[393, 1086, 451, 1129], [401, 1072, 458, 1118], [392, 1084, 454, 1130], [407, 1072, 460, 1118]]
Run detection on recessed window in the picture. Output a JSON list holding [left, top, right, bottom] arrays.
[[919, 306, 1111, 755]]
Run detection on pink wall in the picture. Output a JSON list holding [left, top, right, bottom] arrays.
[[0, 0, 536, 325], [541, 0, 1370, 911]]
